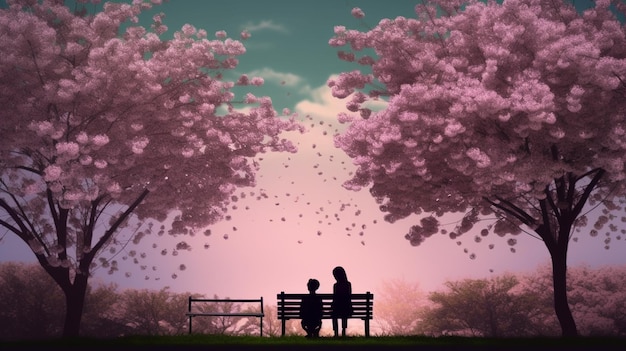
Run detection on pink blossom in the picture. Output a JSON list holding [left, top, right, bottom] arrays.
[[44, 165, 63, 182], [351, 7, 365, 19], [181, 148, 194, 158], [29, 121, 54, 136], [236, 74, 250, 85], [359, 108, 372, 119], [178, 94, 192, 103], [76, 132, 89, 144], [55, 142, 80, 158], [215, 30, 227, 39], [244, 93, 257, 104], [130, 136, 149, 154], [79, 155, 93, 166], [250, 77, 264, 86], [106, 182, 121, 194], [181, 23, 195, 36], [337, 51, 355, 62], [94, 160, 108, 169]]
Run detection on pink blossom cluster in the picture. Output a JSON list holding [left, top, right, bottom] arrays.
[[329, 0, 626, 243], [0, 0, 302, 266]]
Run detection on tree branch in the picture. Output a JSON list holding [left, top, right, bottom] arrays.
[[571, 168, 605, 217], [544, 182, 562, 222], [82, 189, 150, 266], [538, 198, 557, 254], [0, 197, 46, 253], [484, 195, 537, 228]]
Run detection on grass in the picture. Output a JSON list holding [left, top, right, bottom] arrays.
[[3, 334, 626, 350]]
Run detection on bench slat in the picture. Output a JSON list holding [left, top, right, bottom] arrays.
[[277, 307, 372, 311], [186, 313, 264, 317], [278, 300, 373, 307], [276, 293, 372, 299]]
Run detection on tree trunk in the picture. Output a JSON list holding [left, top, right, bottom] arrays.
[[58, 189, 149, 337], [61, 272, 89, 337], [487, 169, 605, 338], [550, 243, 578, 337]]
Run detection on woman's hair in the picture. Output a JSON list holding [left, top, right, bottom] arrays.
[[332, 266, 348, 282]]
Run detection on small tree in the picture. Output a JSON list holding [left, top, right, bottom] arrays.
[[521, 264, 626, 336], [420, 275, 539, 337], [119, 287, 189, 335], [0, 262, 64, 339], [330, 0, 626, 336], [0, 0, 300, 337], [0, 262, 127, 339]]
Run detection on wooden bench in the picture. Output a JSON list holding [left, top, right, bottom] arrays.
[[186, 297, 264, 336], [277, 291, 373, 337]]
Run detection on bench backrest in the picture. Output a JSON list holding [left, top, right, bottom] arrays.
[[187, 297, 264, 315], [276, 292, 373, 320], [186, 297, 264, 336]]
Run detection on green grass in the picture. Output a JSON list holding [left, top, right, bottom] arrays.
[[3, 335, 626, 350]]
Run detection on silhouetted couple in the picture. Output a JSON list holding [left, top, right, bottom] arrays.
[[300, 266, 353, 338]]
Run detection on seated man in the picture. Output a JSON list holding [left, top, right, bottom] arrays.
[[300, 278, 323, 338]]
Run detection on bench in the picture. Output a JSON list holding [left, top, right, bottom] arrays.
[[277, 291, 373, 337], [186, 296, 264, 336]]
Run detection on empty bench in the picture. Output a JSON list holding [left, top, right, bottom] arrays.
[[277, 291, 373, 337], [186, 296, 264, 336]]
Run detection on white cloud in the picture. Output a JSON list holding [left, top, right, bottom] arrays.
[[295, 82, 349, 122], [247, 68, 304, 87], [241, 20, 288, 34], [295, 76, 387, 123]]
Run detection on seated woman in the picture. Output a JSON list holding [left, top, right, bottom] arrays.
[[331, 266, 352, 337]]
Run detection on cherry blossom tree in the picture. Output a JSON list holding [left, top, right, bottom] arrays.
[[330, 0, 626, 336], [0, 0, 300, 337]]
